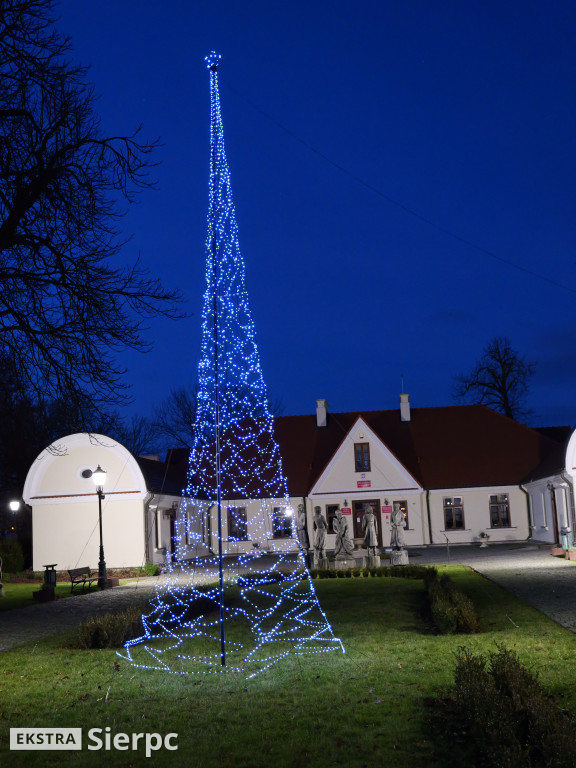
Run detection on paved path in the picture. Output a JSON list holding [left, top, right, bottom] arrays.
[[0, 577, 161, 652], [1, 544, 576, 652], [415, 542, 576, 632]]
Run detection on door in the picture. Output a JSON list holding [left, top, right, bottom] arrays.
[[352, 499, 382, 546]]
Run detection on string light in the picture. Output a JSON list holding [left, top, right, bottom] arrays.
[[119, 52, 344, 678]]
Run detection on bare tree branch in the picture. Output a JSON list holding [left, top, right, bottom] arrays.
[[152, 383, 284, 451], [153, 385, 198, 450], [0, 0, 185, 418], [452, 336, 536, 421]]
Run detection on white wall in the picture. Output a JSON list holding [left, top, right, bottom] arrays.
[[525, 476, 574, 545], [175, 497, 300, 560], [308, 491, 427, 549], [24, 433, 149, 572], [427, 486, 529, 545], [311, 417, 421, 497], [32, 498, 145, 571]]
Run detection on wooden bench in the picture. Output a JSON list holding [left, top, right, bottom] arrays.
[[68, 567, 99, 593]]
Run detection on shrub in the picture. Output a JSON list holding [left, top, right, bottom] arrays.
[[304, 564, 439, 580], [0, 540, 24, 574], [142, 561, 161, 576], [426, 573, 479, 634], [72, 605, 144, 649], [237, 572, 284, 587], [454, 645, 576, 767]]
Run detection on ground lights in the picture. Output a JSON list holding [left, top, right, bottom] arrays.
[[119, 52, 343, 678]]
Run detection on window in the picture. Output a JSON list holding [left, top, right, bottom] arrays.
[[326, 504, 339, 532], [227, 506, 248, 541], [272, 507, 292, 539], [489, 495, 510, 528], [185, 506, 198, 546], [154, 509, 161, 549], [354, 443, 371, 472], [444, 497, 465, 530], [393, 500, 408, 529]]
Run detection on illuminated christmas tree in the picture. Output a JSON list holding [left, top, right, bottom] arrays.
[[120, 52, 343, 678]]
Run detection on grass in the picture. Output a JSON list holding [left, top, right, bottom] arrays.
[[1, 566, 575, 767], [0, 581, 96, 611]]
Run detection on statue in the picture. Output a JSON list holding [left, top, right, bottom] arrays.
[[333, 509, 355, 559], [390, 507, 405, 550], [296, 503, 309, 553], [362, 505, 378, 556], [312, 506, 328, 567]]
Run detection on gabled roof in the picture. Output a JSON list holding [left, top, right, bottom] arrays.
[[136, 449, 189, 497], [274, 405, 561, 493], [139, 405, 563, 498], [522, 439, 569, 484]]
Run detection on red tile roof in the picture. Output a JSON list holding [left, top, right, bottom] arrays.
[[274, 405, 561, 493], [139, 405, 562, 497]]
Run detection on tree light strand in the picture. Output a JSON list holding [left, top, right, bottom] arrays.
[[119, 52, 343, 678]]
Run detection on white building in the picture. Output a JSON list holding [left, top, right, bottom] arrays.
[[274, 397, 564, 551], [523, 428, 576, 547], [22, 398, 569, 572], [23, 434, 183, 571]]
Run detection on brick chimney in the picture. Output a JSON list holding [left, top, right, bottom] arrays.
[[400, 393, 411, 422], [316, 398, 328, 428]]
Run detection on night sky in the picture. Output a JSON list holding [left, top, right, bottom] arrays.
[[58, 1, 576, 428]]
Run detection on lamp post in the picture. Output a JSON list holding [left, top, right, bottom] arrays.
[[92, 465, 108, 589], [9, 499, 20, 537]]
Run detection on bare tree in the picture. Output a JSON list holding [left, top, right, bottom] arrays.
[[453, 336, 535, 420], [0, 0, 183, 417], [153, 383, 284, 450], [110, 413, 159, 457], [153, 385, 198, 450]]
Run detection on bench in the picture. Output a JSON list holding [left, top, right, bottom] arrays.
[[68, 567, 99, 593]]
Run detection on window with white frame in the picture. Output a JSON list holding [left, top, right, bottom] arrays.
[[185, 507, 198, 546], [354, 443, 371, 472], [272, 507, 293, 539], [489, 494, 510, 528], [326, 504, 339, 532], [443, 497, 465, 530], [227, 506, 248, 541]]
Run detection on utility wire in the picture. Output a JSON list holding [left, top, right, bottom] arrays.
[[223, 79, 576, 296]]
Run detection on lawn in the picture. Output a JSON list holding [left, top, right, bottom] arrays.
[[1, 566, 575, 767], [0, 582, 95, 611]]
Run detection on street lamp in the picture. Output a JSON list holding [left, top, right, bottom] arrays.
[[9, 499, 20, 536], [92, 465, 108, 589]]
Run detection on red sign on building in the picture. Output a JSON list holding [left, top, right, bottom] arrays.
[[341, 507, 352, 515], [357, 480, 371, 488]]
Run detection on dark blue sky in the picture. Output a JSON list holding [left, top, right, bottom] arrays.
[[59, 1, 576, 427]]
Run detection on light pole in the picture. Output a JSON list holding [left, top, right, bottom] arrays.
[[92, 465, 108, 589], [9, 499, 20, 537]]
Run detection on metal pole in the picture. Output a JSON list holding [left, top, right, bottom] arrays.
[[209, 57, 225, 666], [97, 488, 108, 589]]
